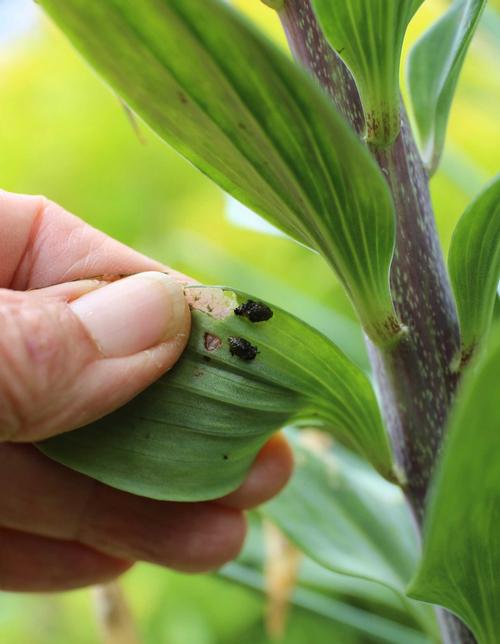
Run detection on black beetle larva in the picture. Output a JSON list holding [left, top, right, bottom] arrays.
[[228, 336, 258, 361], [234, 299, 273, 322]]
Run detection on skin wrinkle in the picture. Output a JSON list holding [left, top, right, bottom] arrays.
[[8, 195, 47, 290], [0, 297, 55, 440], [0, 294, 97, 441], [0, 340, 25, 442], [56, 223, 109, 285], [0, 191, 42, 287], [15, 202, 97, 289], [0, 445, 94, 541], [71, 478, 105, 542]]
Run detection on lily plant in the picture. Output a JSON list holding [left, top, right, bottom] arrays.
[[35, 1, 499, 642]]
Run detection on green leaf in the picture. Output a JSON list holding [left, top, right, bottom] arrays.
[[312, 0, 423, 145], [448, 176, 500, 362], [407, 0, 486, 174], [408, 326, 500, 643], [260, 432, 438, 636], [222, 514, 434, 644], [230, 514, 407, 614], [223, 568, 431, 644], [38, 288, 394, 500], [262, 432, 415, 593], [38, 0, 401, 345]]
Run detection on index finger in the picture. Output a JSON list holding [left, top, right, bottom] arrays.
[[0, 190, 190, 290]]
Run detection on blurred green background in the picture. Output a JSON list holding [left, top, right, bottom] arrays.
[[0, 1, 498, 642]]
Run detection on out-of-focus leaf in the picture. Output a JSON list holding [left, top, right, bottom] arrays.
[[481, 5, 500, 41], [262, 434, 413, 593], [38, 0, 401, 345], [408, 326, 500, 643], [39, 288, 394, 500], [448, 176, 500, 361], [259, 432, 437, 637], [221, 514, 433, 644], [407, 0, 486, 173], [224, 564, 431, 644], [312, 0, 423, 145]]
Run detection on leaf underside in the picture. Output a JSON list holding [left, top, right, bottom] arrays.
[[408, 327, 500, 643], [38, 0, 398, 343], [38, 288, 393, 501]]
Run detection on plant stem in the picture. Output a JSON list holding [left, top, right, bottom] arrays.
[[280, 0, 460, 516], [279, 0, 364, 134], [368, 111, 460, 523], [278, 1, 473, 642], [437, 609, 477, 644]]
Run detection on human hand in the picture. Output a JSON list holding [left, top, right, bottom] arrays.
[[0, 191, 293, 591]]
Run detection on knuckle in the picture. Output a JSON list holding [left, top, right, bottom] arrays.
[[0, 293, 89, 440]]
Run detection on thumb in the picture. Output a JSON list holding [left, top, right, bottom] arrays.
[[0, 272, 190, 443]]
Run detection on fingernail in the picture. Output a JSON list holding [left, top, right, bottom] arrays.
[[70, 272, 186, 357]]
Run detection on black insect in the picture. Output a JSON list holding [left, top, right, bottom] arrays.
[[228, 336, 258, 361], [234, 299, 273, 323]]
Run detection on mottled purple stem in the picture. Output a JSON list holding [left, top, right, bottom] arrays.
[[280, 0, 364, 134], [368, 109, 460, 523], [278, 1, 473, 642]]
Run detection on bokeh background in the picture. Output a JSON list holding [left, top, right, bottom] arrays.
[[0, 0, 498, 642]]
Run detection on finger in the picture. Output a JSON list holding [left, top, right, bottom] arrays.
[[0, 445, 246, 573], [0, 271, 190, 442], [0, 190, 191, 290], [78, 489, 247, 574], [217, 434, 294, 510], [0, 527, 131, 592], [28, 278, 107, 301]]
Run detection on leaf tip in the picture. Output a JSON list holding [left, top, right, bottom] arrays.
[[260, 0, 284, 10]]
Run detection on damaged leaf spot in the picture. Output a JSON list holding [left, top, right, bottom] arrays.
[[204, 333, 222, 352], [234, 299, 273, 322], [228, 336, 258, 361], [186, 287, 238, 319], [223, 454, 229, 460]]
